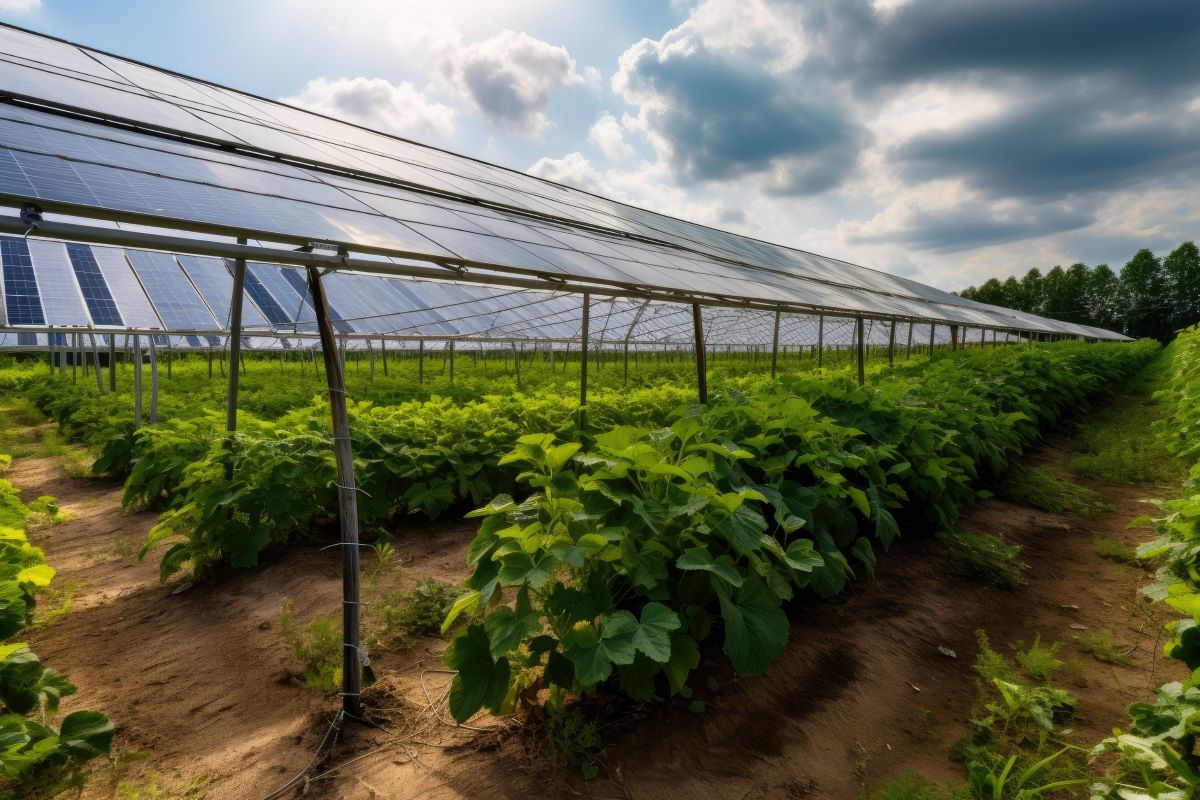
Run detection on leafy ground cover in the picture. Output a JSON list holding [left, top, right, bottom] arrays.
[[0, 454, 112, 797], [442, 340, 1158, 721]]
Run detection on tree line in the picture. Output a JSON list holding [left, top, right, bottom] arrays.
[[957, 241, 1199, 341]]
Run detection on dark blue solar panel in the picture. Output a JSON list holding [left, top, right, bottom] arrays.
[[1, 237, 45, 324], [238, 261, 290, 326], [64, 243, 123, 326], [17, 332, 36, 346], [279, 267, 353, 334], [185, 335, 202, 347]]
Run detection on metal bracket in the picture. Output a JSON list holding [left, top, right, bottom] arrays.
[[20, 203, 41, 237]]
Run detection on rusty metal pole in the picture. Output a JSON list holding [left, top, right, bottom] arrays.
[[693, 303, 708, 403]]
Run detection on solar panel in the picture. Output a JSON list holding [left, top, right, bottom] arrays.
[[65, 242, 123, 325], [27, 239, 88, 324], [0, 24, 1130, 340], [126, 249, 219, 334], [176, 254, 269, 330], [0, 236, 43, 324]]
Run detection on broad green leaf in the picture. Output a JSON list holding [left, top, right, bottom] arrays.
[[717, 576, 789, 675], [676, 547, 744, 587], [444, 625, 512, 723]]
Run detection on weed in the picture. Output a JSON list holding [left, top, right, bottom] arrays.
[[973, 630, 1018, 684], [1075, 629, 1132, 665], [370, 577, 468, 644], [279, 599, 342, 693], [1092, 536, 1137, 564], [25, 494, 72, 528], [1014, 635, 1063, 683], [105, 748, 148, 785], [859, 773, 970, 800], [540, 704, 606, 780], [116, 774, 206, 800], [1068, 387, 1182, 486], [34, 579, 80, 628], [944, 532, 1028, 589], [997, 465, 1113, 516]]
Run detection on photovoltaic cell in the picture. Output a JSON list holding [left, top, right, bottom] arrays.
[[176, 254, 268, 329], [278, 267, 353, 334], [1, 236, 44, 324], [125, 249, 219, 338], [64, 242, 122, 325], [239, 263, 291, 327], [27, 239, 89, 324]]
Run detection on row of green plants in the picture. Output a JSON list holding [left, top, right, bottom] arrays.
[[1093, 324, 1200, 797], [0, 456, 112, 797], [441, 340, 1159, 722], [20, 351, 915, 583]]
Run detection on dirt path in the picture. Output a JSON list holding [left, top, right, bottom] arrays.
[[11, 398, 1178, 799]]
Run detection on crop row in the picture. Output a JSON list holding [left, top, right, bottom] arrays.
[[0, 460, 112, 793], [1095, 325, 1200, 796], [441, 340, 1160, 720]]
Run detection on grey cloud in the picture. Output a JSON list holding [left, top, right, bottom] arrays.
[[852, 201, 1095, 252]]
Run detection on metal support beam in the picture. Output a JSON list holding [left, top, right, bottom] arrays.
[[855, 316, 865, 387], [929, 323, 936, 357], [579, 293, 590, 426], [817, 314, 825, 369], [227, 240, 247, 433], [108, 335, 116, 390], [950, 324, 960, 351], [770, 310, 781, 379], [905, 321, 913, 359], [693, 303, 708, 404], [418, 338, 424, 384], [887, 320, 896, 368], [89, 332, 103, 394], [133, 334, 142, 425], [147, 336, 159, 426], [305, 265, 363, 719]]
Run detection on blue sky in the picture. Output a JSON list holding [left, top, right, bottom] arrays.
[[5, 0, 1198, 291]]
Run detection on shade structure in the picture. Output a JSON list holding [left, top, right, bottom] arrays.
[[0, 22, 1129, 345]]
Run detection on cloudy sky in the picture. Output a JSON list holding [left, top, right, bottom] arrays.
[[8, 0, 1198, 291]]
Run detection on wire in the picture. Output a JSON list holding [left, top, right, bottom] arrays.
[[260, 708, 346, 800]]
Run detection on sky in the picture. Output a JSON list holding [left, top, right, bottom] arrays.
[[5, 0, 1198, 291]]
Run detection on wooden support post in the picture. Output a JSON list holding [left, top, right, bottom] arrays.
[[817, 314, 825, 369], [133, 334, 142, 425], [623, 341, 630, 385], [888, 320, 896, 368], [693, 303, 708, 404], [227, 243, 247, 433], [980, 327, 986, 347], [305, 265, 363, 719], [855, 316, 866, 387], [47, 329, 55, 372], [512, 341, 522, 390], [71, 332, 78, 384], [207, 347, 213, 379], [579, 294, 590, 426], [905, 321, 913, 359], [770, 310, 781, 379], [950, 324, 959, 351], [108, 336, 117, 391], [367, 340, 375, 383], [381, 338, 387, 376], [928, 323, 936, 357]]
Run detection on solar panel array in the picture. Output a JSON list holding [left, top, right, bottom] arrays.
[[0, 23, 1129, 342]]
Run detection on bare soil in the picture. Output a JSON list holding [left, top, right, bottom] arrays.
[[13, 408, 1178, 800]]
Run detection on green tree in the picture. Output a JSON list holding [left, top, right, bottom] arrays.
[[1019, 268, 1044, 314], [974, 277, 1006, 306], [1163, 240, 1200, 332], [1119, 249, 1169, 340], [1085, 264, 1120, 331], [1041, 266, 1067, 319], [1001, 276, 1022, 309]]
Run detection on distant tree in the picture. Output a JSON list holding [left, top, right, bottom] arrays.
[[1019, 268, 1044, 314], [974, 277, 1006, 306], [1061, 263, 1090, 325], [1164, 240, 1200, 332], [1041, 266, 1067, 320], [1085, 264, 1120, 330], [1001, 276, 1022, 310], [1120, 249, 1170, 341]]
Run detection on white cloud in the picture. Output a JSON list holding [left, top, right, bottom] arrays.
[[0, 0, 41, 14], [392, 17, 586, 133], [588, 113, 635, 161], [281, 77, 457, 138]]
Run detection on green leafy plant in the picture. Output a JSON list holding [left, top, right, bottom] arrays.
[[943, 532, 1029, 589], [279, 599, 342, 694], [859, 774, 969, 800], [370, 577, 468, 644], [1076, 629, 1133, 665], [997, 465, 1113, 516], [1015, 635, 1064, 683], [1093, 537, 1138, 564], [116, 774, 207, 800]]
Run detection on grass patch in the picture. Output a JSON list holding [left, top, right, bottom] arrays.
[[116, 774, 206, 800], [369, 576, 468, 645], [279, 599, 342, 694], [859, 773, 969, 800], [33, 579, 80, 628], [1075, 629, 1133, 665], [1014, 635, 1064, 682], [997, 465, 1113, 516], [1067, 357, 1183, 485], [942, 532, 1028, 589], [1093, 536, 1138, 564]]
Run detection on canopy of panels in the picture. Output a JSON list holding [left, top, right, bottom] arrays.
[[0, 23, 1130, 347]]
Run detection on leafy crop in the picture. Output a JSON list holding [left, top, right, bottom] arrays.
[[0, 459, 112, 796]]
